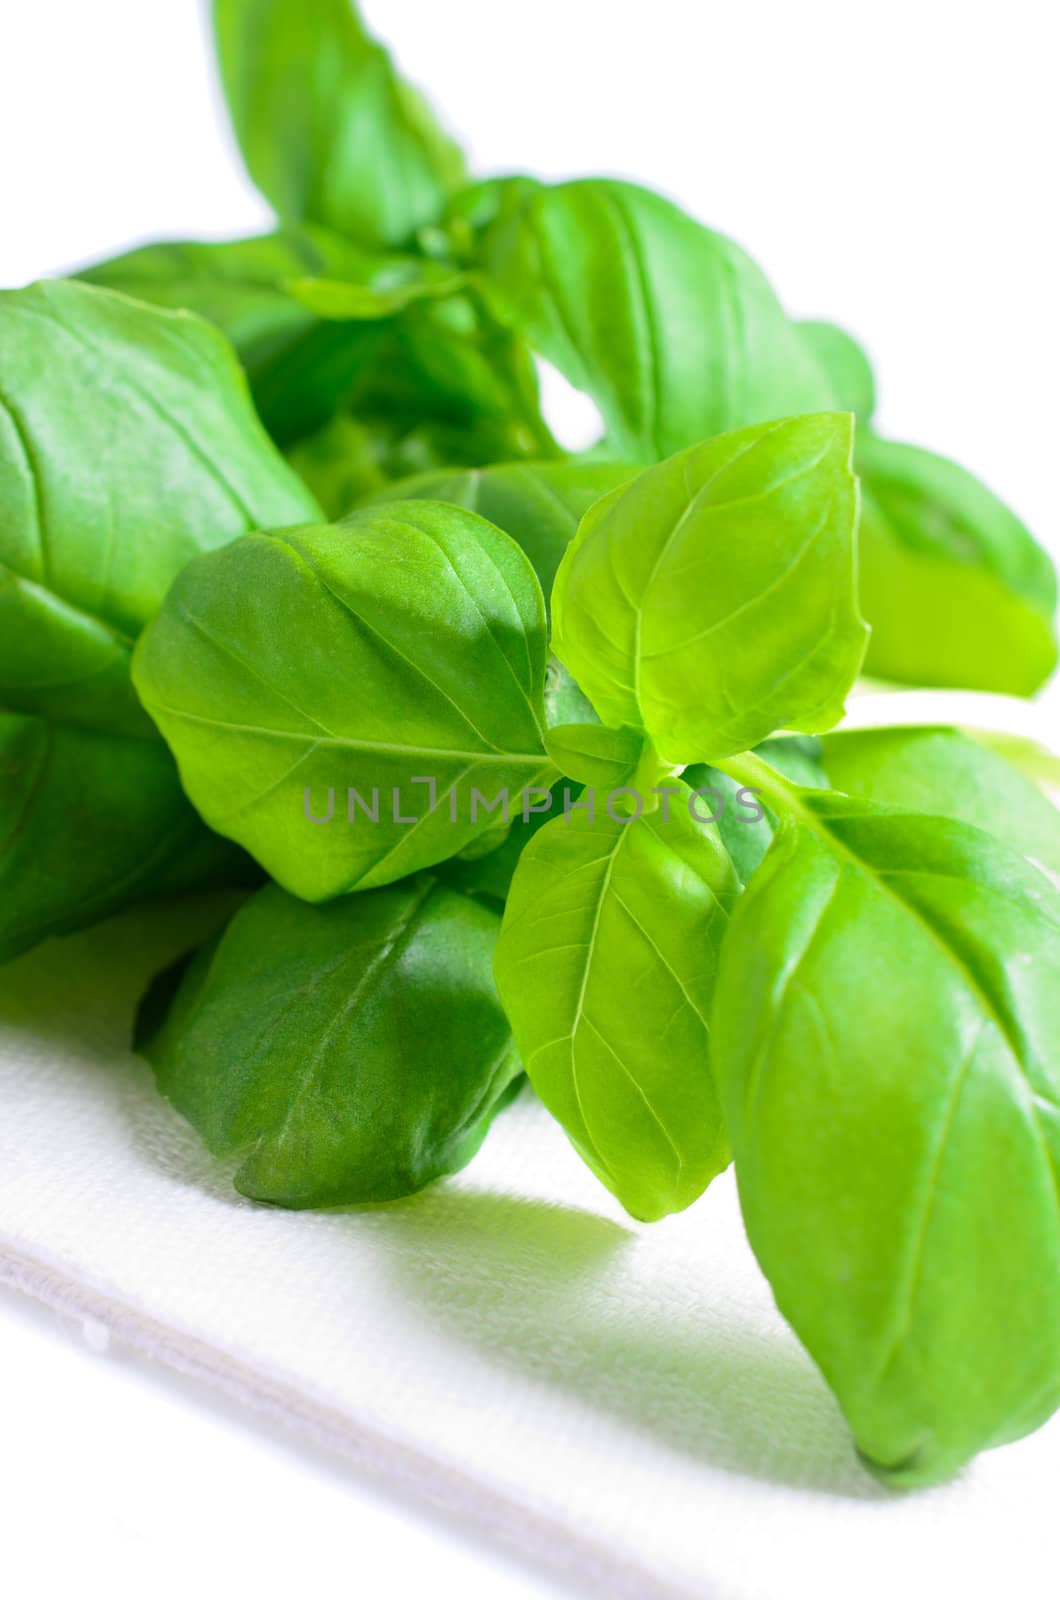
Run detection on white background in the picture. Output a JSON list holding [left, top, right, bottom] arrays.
[[1, 2, 1057, 1597]]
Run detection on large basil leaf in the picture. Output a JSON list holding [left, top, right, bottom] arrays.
[[857, 434, 1058, 694], [133, 503, 556, 900], [551, 414, 867, 762], [478, 178, 832, 462], [799, 319, 876, 422], [494, 781, 738, 1221], [212, 0, 465, 248], [0, 714, 253, 965], [363, 459, 638, 604], [0, 279, 312, 958], [141, 878, 519, 1207], [822, 725, 1060, 875], [0, 278, 320, 735], [712, 784, 1060, 1485]]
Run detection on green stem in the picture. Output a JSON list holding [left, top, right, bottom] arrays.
[[629, 738, 683, 811], [711, 750, 809, 823]]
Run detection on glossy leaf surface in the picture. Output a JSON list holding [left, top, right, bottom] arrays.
[[822, 725, 1060, 874], [544, 723, 644, 791], [713, 785, 1060, 1485], [133, 502, 556, 899], [0, 279, 319, 735], [551, 415, 867, 762], [363, 458, 637, 604], [495, 782, 738, 1220], [143, 878, 519, 1207], [479, 178, 832, 462], [213, 0, 465, 246], [857, 434, 1058, 694]]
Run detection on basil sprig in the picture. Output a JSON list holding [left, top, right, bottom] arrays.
[[2, 0, 1057, 1490]]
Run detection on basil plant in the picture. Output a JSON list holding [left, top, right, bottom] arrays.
[[2, 0, 1058, 1496]]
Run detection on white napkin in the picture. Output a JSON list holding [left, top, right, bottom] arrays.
[[2, 873, 1059, 1600]]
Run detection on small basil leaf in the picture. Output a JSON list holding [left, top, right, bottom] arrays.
[[132, 502, 556, 899], [494, 781, 738, 1220], [821, 725, 1060, 875], [443, 177, 544, 256], [857, 433, 1058, 695], [77, 226, 403, 337], [212, 0, 465, 248], [143, 878, 519, 1208], [0, 279, 320, 736], [362, 459, 638, 608], [713, 789, 1060, 1485], [478, 178, 832, 462], [551, 414, 867, 762], [799, 320, 876, 422], [0, 714, 254, 965], [287, 264, 463, 320], [544, 723, 644, 789]]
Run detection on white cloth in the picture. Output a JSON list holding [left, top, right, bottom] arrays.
[[2, 883, 1059, 1600]]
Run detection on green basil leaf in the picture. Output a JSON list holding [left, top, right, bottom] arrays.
[[494, 781, 738, 1220], [212, 0, 465, 247], [821, 725, 1060, 875], [287, 265, 463, 319], [972, 730, 1060, 809], [857, 434, 1058, 694], [133, 502, 556, 899], [77, 226, 409, 338], [543, 723, 644, 789], [713, 786, 1060, 1485], [0, 714, 254, 965], [362, 459, 638, 606], [551, 414, 867, 762], [478, 178, 832, 462], [0, 279, 320, 736], [142, 877, 519, 1207], [798, 320, 876, 422]]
